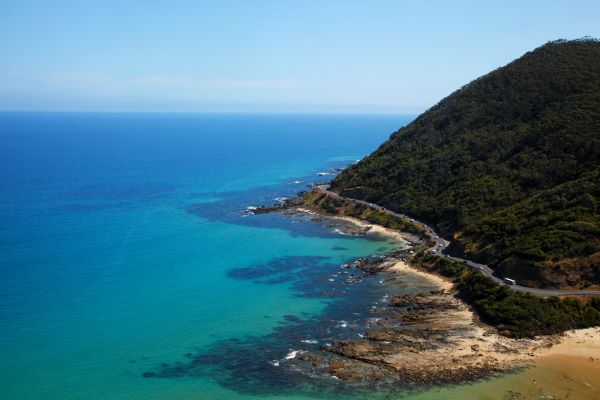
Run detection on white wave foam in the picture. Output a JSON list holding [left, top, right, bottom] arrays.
[[336, 320, 348, 328], [285, 350, 300, 360]]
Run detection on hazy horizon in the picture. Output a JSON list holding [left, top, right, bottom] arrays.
[[1, 1, 600, 113]]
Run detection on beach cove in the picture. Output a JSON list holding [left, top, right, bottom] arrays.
[[266, 203, 600, 399], [1, 112, 598, 400]]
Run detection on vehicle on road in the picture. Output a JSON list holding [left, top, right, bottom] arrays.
[[503, 277, 516, 285]]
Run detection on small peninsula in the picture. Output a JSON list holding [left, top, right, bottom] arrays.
[[252, 188, 600, 392], [250, 38, 600, 392]]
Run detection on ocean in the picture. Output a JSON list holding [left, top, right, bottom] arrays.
[[0, 112, 547, 400]]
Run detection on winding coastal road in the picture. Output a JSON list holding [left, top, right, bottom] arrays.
[[316, 184, 600, 297]]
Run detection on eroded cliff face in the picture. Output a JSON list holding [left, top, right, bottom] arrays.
[[448, 232, 600, 289], [491, 262, 598, 290], [535, 254, 600, 289]]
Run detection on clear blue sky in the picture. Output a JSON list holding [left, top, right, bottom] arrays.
[[1, 0, 599, 113]]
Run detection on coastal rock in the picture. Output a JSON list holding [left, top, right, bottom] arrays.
[[296, 352, 324, 367], [326, 357, 388, 382]]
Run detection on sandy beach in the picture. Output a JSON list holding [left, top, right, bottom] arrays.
[[294, 206, 419, 243], [387, 260, 600, 399], [333, 215, 415, 242], [289, 203, 600, 397], [393, 260, 600, 360], [298, 205, 600, 364], [390, 260, 454, 291]]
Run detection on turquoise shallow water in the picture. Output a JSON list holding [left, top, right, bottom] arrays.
[[0, 112, 413, 399], [0, 112, 538, 400]]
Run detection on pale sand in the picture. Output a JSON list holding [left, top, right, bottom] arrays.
[[332, 215, 410, 242], [388, 260, 600, 379], [539, 327, 600, 359], [390, 260, 453, 291], [335, 214, 600, 374], [294, 207, 414, 243], [295, 207, 319, 216], [409, 352, 600, 400], [421, 334, 600, 400], [299, 204, 600, 395]]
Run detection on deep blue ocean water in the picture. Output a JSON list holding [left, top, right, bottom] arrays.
[[0, 113, 517, 400]]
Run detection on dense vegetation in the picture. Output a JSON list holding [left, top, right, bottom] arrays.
[[332, 39, 600, 288], [461, 169, 600, 287], [415, 254, 600, 337]]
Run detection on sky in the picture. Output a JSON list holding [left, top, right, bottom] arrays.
[[1, 1, 599, 113]]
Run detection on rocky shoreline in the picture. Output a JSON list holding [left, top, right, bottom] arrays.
[[280, 252, 560, 387], [144, 192, 600, 399], [244, 197, 575, 387]]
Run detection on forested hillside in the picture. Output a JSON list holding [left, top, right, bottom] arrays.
[[331, 39, 600, 288]]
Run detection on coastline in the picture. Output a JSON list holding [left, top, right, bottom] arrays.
[[393, 259, 600, 371], [285, 202, 600, 396], [390, 260, 453, 291], [294, 206, 421, 244], [331, 214, 419, 243]]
